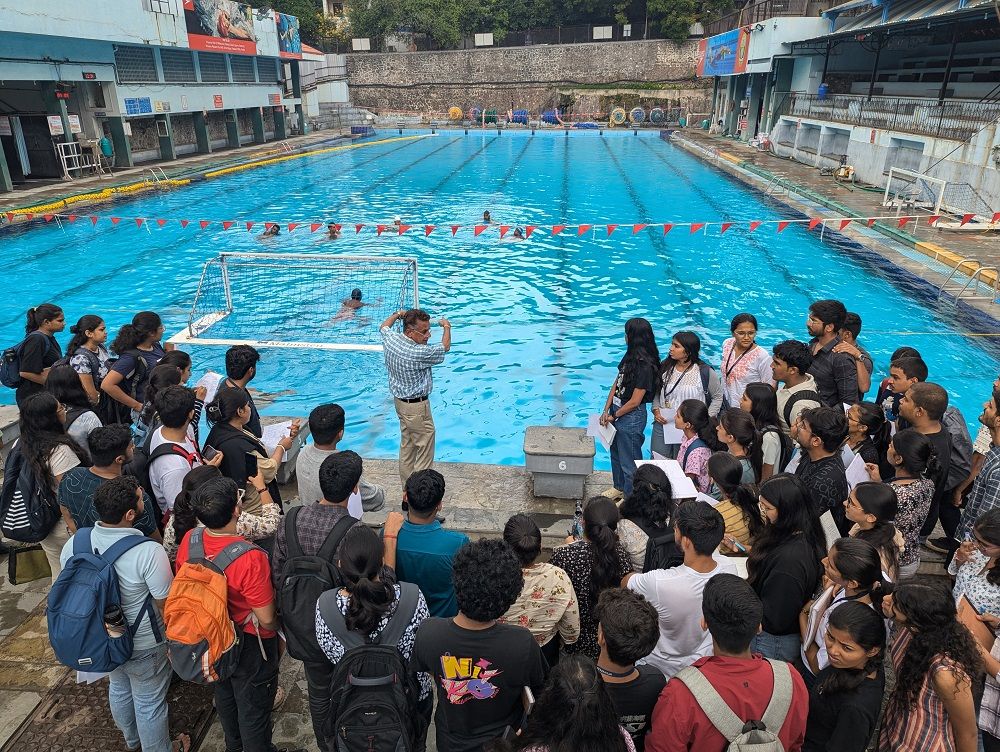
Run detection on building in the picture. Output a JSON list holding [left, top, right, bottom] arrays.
[[0, 0, 318, 194]]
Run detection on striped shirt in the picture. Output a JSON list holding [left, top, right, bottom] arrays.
[[957, 445, 1000, 541], [380, 326, 446, 399]]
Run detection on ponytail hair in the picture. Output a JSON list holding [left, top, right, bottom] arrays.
[[851, 482, 900, 578], [974, 509, 1000, 587], [677, 398, 725, 451], [890, 428, 937, 478], [25, 303, 62, 335], [856, 401, 890, 462], [719, 408, 763, 483], [110, 311, 162, 354], [141, 364, 183, 426], [816, 601, 886, 696], [583, 497, 623, 607], [340, 525, 394, 636], [829, 537, 893, 610], [708, 452, 764, 539], [66, 315, 104, 357], [171, 465, 223, 552], [206, 385, 250, 425]]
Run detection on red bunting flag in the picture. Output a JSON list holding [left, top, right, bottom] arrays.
[[577, 224, 592, 236], [287, 223, 298, 232], [632, 223, 647, 234], [961, 213, 975, 226], [992, 212, 1000, 224], [67, 215, 77, 223], [222, 221, 234, 230], [310, 223, 322, 233], [110, 217, 121, 225], [777, 221, 790, 232], [264, 222, 276, 231], [525, 226, 536, 238], [866, 218, 877, 227], [43, 214, 54, 222], [90, 216, 99, 225], [180, 220, 190, 228], [135, 218, 145, 228], [451, 225, 461, 236], [376, 224, 387, 236], [156, 219, 168, 227], [355, 224, 364, 234], [662, 224, 673, 235], [897, 216, 912, 228], [928, 215, 941, 226], [839, 219, 852, 231], [4, 213, 12, 223], [333, 224, 342, 233], [499, 225, 510, 238], [24, 213, 33, 220], [720, 222, 732, 234], [606, 224, 618, 236], [199, 220, 210, 229], [424, 225, 435, 236], [474, 225, 488, 236], [246, 222, 255, 231], [552, 225, 566, 235], [808, 218, 822, 230], [689, 223, 704, 234], [749, 221, 762, 232], [398, 224, 411, 235]]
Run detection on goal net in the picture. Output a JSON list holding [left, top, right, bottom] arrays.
[[169, 253, 418, 351]]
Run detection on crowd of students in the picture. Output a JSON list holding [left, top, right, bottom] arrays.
[[1, 298, 1000, 752]]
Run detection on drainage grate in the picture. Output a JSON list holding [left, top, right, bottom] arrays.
[[1, 671, 215, 752]]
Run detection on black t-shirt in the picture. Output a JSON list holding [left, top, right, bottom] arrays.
[[604, 665, 666, 752], [224, 378, 262, 438], [796, 453, 850, 534], [16, 332, 61, 404], [803, 667, 884, 752], [925, 428, 953, 498], [410, 618, 548, 752], [614, 356, 659, 405]]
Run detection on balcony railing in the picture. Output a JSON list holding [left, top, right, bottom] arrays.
[[704, 0, 834, 37], [782, 92, 1000, 141]]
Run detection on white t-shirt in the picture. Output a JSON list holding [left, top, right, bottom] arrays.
[[148, 426, 201, 513], [48, 443, 82, 485], [60, 524, 172, 651], [627, 559, 738, 679], [67, 411, 102, 462], [762, 430, 781, 468]]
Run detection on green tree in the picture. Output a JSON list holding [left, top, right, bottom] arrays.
[[398, 0, 462, 48], [248, 0, 326, 45], [346, 0, 402, 47]]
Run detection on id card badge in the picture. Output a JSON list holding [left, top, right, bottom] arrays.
[[612, 396, 622, 408]]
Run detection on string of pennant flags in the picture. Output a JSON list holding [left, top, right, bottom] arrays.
[[9, 210, 1000, 236]]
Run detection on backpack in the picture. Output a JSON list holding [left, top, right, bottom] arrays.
[[941, 406, 973, 492], [276, 509, 357, 663], [64, 405, 90, 432], [680, 438, 709, 474], [663, 363, 714, 407], [164, 527, 260, 683], [761, 426, 794, 473], [782, 389, 822, 429], [127, 437, 198, 503], [0, 442, 60, 543], [322, 583, 424, 752], [676, 658, 793, 751], [46, 527, 160, 672], [0, 331, 49, 388], [634, 517, 683, 573]]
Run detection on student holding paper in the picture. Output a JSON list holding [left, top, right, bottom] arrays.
[[710, 453, 763, 553], [793, 406, 850, 534], [844, 482, 903, 580], [673, 400, 721, 495], [651, 332, 722, 460], [949, 509, 1000, 618]]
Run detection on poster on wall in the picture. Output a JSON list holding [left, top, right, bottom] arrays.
[[183, 0, 257, 56], [696, 28, 751, 77], [276, 12, 302, 59]]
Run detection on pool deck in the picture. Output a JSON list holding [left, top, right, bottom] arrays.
[[671, 130, 1000, 319]]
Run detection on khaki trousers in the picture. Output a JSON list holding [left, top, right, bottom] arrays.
[[394, 397, 436, 487], [41, 521, 71, 580]]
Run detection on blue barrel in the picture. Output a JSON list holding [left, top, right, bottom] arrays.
[[818, 83, 829, 101]]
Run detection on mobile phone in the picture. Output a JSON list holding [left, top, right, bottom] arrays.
[[202, 444, 219, 461], [518, 686, 535, 731], [245, 453, 259, 478]]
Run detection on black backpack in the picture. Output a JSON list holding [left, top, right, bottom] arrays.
[[637, 518, 683, 573], [126, 437, 199, 503], [322, 583, 424, 752], [782, 389, 822, 429], [276, 508, 357, 663], [0, 331, 49, 389], [0, 443, 60, 543], [761, 426, 794, 473]]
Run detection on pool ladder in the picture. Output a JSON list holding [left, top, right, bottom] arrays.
[[143, 167, 168, 188], [938, 257, 1000, 305], [763, 175, 790, 198]]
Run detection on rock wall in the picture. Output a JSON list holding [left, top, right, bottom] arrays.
[[345, 40, 708, 116]]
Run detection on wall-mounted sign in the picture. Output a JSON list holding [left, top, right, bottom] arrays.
[[268, 93, 281, 106], [124, 97, 153, 116], [47, 115, 65, 135], [82, 72, 97, 80], [183, 0, 257, 56], [213, 94, 224, 109], [696, 28, 751, 77], [154, 100, 171, 113], [276, 12, 302, 59]]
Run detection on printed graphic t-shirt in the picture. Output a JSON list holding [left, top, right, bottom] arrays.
[[411, 618, 548, 752]]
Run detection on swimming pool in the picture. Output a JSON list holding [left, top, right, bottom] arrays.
[[3, 130, 998, 469]]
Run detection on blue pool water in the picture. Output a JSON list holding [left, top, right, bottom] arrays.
[[3, 130, 998, 469]]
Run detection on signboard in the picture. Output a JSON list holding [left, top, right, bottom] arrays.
[[82, 71, 97, 80], [183, 0, 257, 56], [67, 114, 82, 134], [0, 116, 11, 136], [276, 12, 302, 59], [696, 27, 751, 77], [47, 116, 64, 136], [268, 93, 282, 106], [154, 100, 171, 113], [124, 97, 153, 116], [213, 94, 224, 109]]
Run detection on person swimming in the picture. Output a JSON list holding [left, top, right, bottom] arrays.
[[483, 210, 493, 224], [330, 288, 368, 322], [261, 224, 280, 238], [392, 216, 402, 227], [512, 227, 524, 239], [327, 223, 341, 239]]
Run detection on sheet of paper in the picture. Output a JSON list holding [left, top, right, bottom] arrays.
[[819, 510, 842, 549], [586, 414, 616, 451], [652, 451, 667, 460], [839, 443, 856, 468], [348, 491, 362, 519], [845, 453, 870, 490], [784, 448, 801, 474], [634, 459, 699, 499], [194, 370, 223, 404], [842, 403, 852, 415], [261, 420, 293, 461], [76, 670, 110, 684], [804, 585, 836, 647], [657, 407, 685, 444], [696, 492, 720, 507]]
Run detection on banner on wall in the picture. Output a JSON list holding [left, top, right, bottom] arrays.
[[696, 27, 751, 77], [276, 12, 302, 59], [183, 0, 257, 56]]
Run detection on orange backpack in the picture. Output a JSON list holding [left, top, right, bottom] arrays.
[[164, 528, 260, 683]]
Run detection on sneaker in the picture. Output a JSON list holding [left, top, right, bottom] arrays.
[[600, 487, 624, 500], [924, 536, 959, 554], [272, 685, 286, 710]]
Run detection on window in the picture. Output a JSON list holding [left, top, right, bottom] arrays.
[[230, 55, 256, 83], [115, 46, 158, 83], [256, 57, 280, 82], [160, 49, 196, 82], [144, 0, 177, 14], [199, 52, 229, 82]]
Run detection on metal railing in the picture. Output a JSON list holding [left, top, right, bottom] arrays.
[[782, 92, 1000, 141], [704, 0, 833, 37], [298, 65, 348, 90]]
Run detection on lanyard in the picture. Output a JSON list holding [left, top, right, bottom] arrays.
[[724, 343, 755, 380], [662, 364, 693, 400]]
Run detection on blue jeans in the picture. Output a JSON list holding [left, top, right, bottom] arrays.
[[108, 643, 172, 752], [610, 405, 647, 495], [751, 631, 801, 663]]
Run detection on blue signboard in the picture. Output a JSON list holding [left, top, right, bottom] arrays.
[[124, 97, 153, 116]]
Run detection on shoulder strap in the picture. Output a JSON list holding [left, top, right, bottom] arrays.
[[675, 666, 747, 742], [148, 442, 198, 467], [102, 533, 158, 565], [188, 527, 206, 562], [682, 438, 708, 471], [699, 363, 711, 397], [760, 659, 794, 735], [784, 389, 822, 425], [378, 583, 420, 647], [72, 526, 94, 556], [316, 514, 358, 561], [319, 591, 366, 652], [284, 505, 305, 560], [213, 540, 257, 571]]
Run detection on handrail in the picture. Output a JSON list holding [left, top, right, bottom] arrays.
[[938, 257, 1000, 305]]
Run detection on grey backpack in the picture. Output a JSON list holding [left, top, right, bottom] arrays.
[[675, 658, 793, 751]]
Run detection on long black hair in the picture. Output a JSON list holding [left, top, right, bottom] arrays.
[[45, 365, 92, 410], [206, 385, 250, 426], [743, 382, 780, 429], [719, 408, 763, 483], [66, 315, 104, 357], [583, 497, 623, 607], [853, 401, 891, 462], [661, 330, 703, 379], [620, 463, 673, 531], [816, 601, 886, 695], [748, 474, 825, 585], [851, 482, 900, 578], [110, 311, 162, 354], [708, 452, 763, 539], [618, 318, 660, 393], [677, 399, 725, 451], [828, 537, 892, 610], [886, 579, 983, 717], [974, 509, 1000, 587], [496, 655, 629, 752], [171, 465, 223, 549], [25, 303, 62, 335], [340, 525, 395, 636], [18, 392, 88, 489], [890, 428, 940, 479]]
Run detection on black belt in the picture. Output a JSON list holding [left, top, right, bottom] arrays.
[[398, 395, 428, 403]]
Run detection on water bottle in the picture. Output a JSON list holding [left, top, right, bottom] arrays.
[[104, 605, 127, 639]]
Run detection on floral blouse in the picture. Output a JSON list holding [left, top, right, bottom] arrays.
[[678, 436, 712, 494], [162, 502, 281, 561], [498, 562, 581, 647], [891, 478, 934, 568], [617, 518, 650, 573], [949, 548, 1000, 616]]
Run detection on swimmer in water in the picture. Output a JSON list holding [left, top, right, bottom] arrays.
[[483, 210, 493, 224], [512, 227, 524, 239], [331, 288, 368, 322], [261, 224, 280, 238], [392, 216, 402, 228], [327, 223, 341, 239]]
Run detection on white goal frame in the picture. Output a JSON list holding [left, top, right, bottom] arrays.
[[168, 252, 419, 352], [882, 167, 948, 215]]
